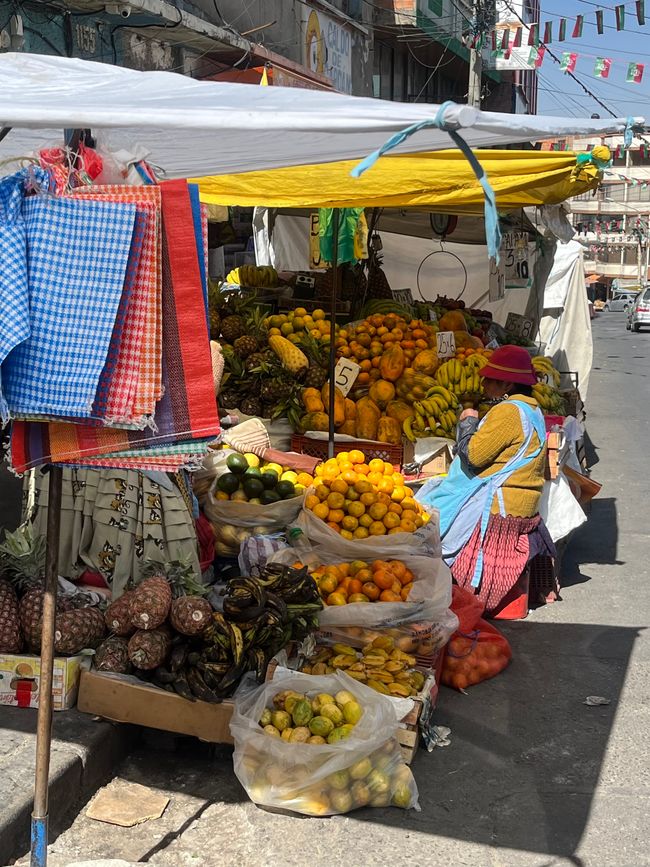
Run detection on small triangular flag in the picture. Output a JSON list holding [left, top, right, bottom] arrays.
[[260, 67, 269, 86], [501, 28, 510, 49], [528, 23, 539, 45], [528, 44, 546, 68], [615, 5, 625, 29], [572, 15, 584, 37], [626, 61, 645, 83], [596, 9, 604, 33], [558, 18, 567, 41]]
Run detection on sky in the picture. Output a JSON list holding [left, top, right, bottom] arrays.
[[535, 0, 650, 119]]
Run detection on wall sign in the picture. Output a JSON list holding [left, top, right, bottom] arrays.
[[309, 212, 327, 270], [303, 8, 352, 93]]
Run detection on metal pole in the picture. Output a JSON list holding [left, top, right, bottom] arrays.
[[467, 10, 482, 111], [327, 208, 341, 459], [31, 465, 63, 867]]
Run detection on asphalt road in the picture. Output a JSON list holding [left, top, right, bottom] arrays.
[[12, 312, 650, 867]]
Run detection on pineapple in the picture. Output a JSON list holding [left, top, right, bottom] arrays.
[[0, 579, 22, 653], [104, 590, 136, 636], [54, 607, 106, 656], [240, 396, 262, 417], [299, 332, 329, 389], [129, 570, 172, 631], [233, 334, 258, 359], [94, 636, 131, 673], [128, 629, 170, 670], [303, 366, 328, 389], [170, 596, 212, 636], [220, 314, 246, 344]]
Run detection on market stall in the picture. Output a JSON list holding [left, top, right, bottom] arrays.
[[0, 52, 625, 864]]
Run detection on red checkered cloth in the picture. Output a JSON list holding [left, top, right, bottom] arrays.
[[72, 186, 161, 423]]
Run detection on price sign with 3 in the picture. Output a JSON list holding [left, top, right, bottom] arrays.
[[333, 358, 361, 397], [436, 331, 456, 359]]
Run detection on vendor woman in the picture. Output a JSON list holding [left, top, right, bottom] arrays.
[[423, 345, 556, 618]]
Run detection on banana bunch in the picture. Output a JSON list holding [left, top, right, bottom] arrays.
[[300, 640, 426, 698], [403, 385, 459, 441], [532, 355, 561, 387], [532, 382, 567, 415], [225, 265, 278, 288], [436, 358, 483, 397]]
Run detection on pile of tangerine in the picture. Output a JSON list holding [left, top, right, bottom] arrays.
[[302, 559, 415, 606], [306, 450, 428, 540]]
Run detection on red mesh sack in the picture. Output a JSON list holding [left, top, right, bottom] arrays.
[[441, 586, 512, 690]]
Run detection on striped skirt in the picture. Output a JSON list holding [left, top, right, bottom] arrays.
[[451, 513, 556, 613]]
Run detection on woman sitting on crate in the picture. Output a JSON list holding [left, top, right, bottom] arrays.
[[419, 345, 557, 619]]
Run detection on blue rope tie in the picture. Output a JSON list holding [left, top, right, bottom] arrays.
[[351, 101, 502, 262], [624, 116, 634, 149]]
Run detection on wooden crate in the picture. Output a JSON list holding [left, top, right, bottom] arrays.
[[291, 434, 403, 469]]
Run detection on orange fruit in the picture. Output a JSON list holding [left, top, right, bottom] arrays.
[[326, 592, 347, 606], [348, 578, 363, 595], [340, 470, 358, 486], [400, 518, 417, 533], [354, 479, 373, 495], [326, 565, 343, 579], [414, 514, 424, 528], [368, 502, 388, 521], [349, 560, 368, 575], [348, 593, 370, 603], [383, 512, 401, 530], [373, 569, 395, 590], [330, 479, 349, 495], [368, 458, 385, 473], [353, 526, 369, 539], [328, 509, 345, 525], [372, 560, 390, 570], [327, 521, 341, 532], [337, 562, 350, 577], [312, 502, 330, 520], [355, 463, 370, 476], [296, 472, 314, 487], [388, 502, 403, 515], [400, 582, 414, 601], [391, 486, 406, 503], [369, 521, 387, 536], [389, 561, 408, 583], [315, 484, 330, 502], [403, 568, 415, 584], [319, 575, 338, 595], [349, 449, 365, 465], [347, 501, 365, 518], [402, 496, 417, 511], [367, 471, 384, 487], [341, 515, 359, 532], [305, 494, 320, 511], [327, 492, 345, 510], [340, 529, 354, 541], [355, 568, 373, 583], [360, 492, 377, 508], [377, 478, 394, 495], [391, 580, 402, 595], [346, 487, 360, 502], [387, 527, 403, 535], [383, 462, 394, 475], [379, 589, 402, 602], [359, 514, 373, 528], [362, 582, 381, 601], [376, 492, 392, 506]]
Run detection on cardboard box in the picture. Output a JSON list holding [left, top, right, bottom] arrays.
[[402, 441, 453, 479], [0, 652, 89, 710], [77, 670, 235, 744]]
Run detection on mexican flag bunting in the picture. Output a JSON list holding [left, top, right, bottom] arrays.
[[637, 0, 645, 24], [615, 5, 625, 29], [596, 9, 604, 33], [572, 14, 584, 37], [528, 23, 539, 45], [626, 62, 645, 83], [491, 30, 497, 50], [560, 52, 578, 73], [558, 18, 567, 40], [501, 28, 510, 50], [513, 26, 522, 47], [543, 21, 553, 43], [594, 57, 612, 78], [529, 44, 546, 67]]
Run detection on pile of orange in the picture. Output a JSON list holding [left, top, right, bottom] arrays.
[[305, 451, 428, 540], [454, 347, 493, 362], [305, 558, 415, 606]]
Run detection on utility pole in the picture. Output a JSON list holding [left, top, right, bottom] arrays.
[[467, 0, 483, 107]]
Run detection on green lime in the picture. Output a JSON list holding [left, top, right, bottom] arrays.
[[226, 453, 249, 474], [217, 473, 240, 495], [261, 470, 279, 489]]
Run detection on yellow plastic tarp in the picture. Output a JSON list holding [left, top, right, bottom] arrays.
[[192, 150, 599, 214]]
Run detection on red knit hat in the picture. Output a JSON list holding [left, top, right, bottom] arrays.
[[480, 345, 538, 386]]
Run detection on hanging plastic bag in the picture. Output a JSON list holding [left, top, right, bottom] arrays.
[[440, 586, 512, 690], [238, 533, 289, 577], [268, 539, 453, 630], [230, 669, 419, 816]]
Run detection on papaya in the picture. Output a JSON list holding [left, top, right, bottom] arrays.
[[337, 420, 357, 436], [302, 411, 329, 432], [355, 396, 381, 440], [344, 398, 357, 420], [368, 379, 396, 409], [412, 349, 439, 376], [303, 387, 324, 414], [453, 331, 477, 349], [320, 383, 345, 426], [439, 310, 468, 332], [386, 399, 414, 425], [379, 345, 405, 382], [377, 417, 401, 445]]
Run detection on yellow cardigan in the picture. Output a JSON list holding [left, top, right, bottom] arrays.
[[467, 395, 547, 518]]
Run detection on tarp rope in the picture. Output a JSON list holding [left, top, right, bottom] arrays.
[[351, 101, 502, 263]]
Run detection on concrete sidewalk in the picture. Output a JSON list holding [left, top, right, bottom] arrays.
[[0, 706, 134, 866]]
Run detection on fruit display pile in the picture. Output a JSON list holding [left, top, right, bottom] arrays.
[[225, 265, 279, 288], [258, 686, 363, 743], [305, 452, 429, 539], [440, 633, 511, 690], [299, 639, 425, 698], [303, 558, 415, 606], [94, 562, 322, 700], [265, 307, 335, 348], [214, 451, 314, 504]]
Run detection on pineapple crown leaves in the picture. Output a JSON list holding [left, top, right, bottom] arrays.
[[0, 524, 46, 584], [138, 559, 208, 598], [298, 330, 329, 366]]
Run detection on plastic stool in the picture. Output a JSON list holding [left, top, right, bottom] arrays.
[[489, 569, 530, 620]]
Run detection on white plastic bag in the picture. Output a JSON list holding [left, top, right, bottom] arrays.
[[295, 487, 441, 557], [269, 538, 452, 629], [230, 669, 419, 816]]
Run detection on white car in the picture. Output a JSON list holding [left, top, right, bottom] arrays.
[[627, 287, 650, 332], [604, 290, 640, 312]]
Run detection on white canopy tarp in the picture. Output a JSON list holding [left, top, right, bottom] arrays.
[[0, 53, 644, 179]]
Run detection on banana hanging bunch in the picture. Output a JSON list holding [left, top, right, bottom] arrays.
[[532, 382, 567, 415], [403, 385, 459, 441], [436, 357, 483, 398], [532, 355, 561, 387], [225, 265, 278, 288]]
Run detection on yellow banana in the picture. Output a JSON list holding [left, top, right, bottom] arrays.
[[403, 417, 416, 442], [459, 369, 467, 394]]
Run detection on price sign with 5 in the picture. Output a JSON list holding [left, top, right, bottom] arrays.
[[333, 358, 361, 397], [436, 331, 456, 359]]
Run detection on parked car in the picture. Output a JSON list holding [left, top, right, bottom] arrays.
[[627, 287, 650, 332], [604, 290, 640, 312]]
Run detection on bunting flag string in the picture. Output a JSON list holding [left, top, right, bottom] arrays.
[[560, 52, 578, 74], [558, 18, 567, 41]]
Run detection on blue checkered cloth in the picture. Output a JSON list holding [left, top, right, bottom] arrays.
[[0, 168, 51, 423], [3, 195, 136, 419]]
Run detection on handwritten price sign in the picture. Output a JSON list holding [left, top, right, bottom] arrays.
[[436, 331, 456, 359], [333, 358, 361, 397], [505, 312, 535, 340], [391, 288, 414, 305]]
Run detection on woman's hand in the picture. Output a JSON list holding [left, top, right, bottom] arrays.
[[459, 408, 479, 421]]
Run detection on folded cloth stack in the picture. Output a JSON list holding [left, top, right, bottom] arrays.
[[0, 167, 220, 474]]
